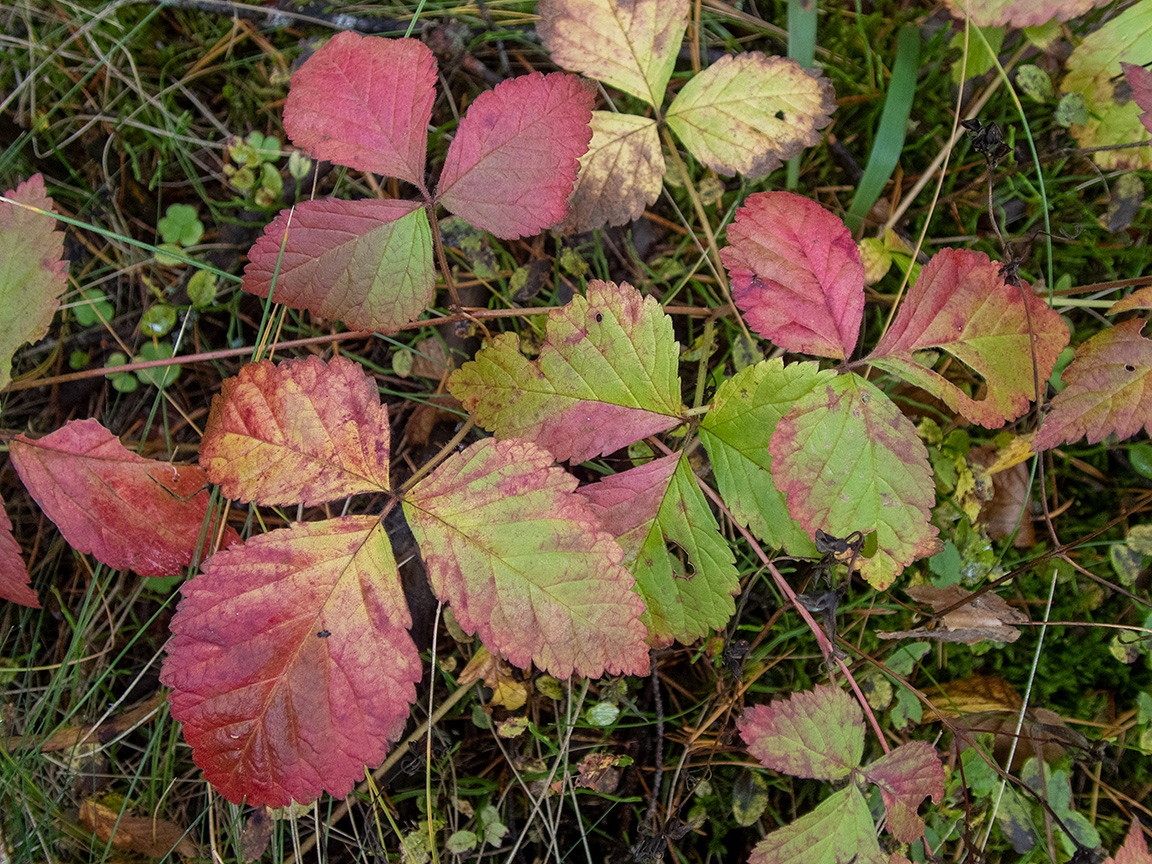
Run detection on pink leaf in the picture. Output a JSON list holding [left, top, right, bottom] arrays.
[[161, 516, 420, 806], [436, 72, 593, 239], [868, 248, 1069, 428], [283, 33, 435, 188], [243, 198, 434, 333], [404, 437, 649, 679], [10, 420, 236, 578], [0, 496, 38, 608], [1104, 820, 1152, 864], [862, 742, 945, 843], [200, 356, 392, 506], [720, 191, 865, 359], [1124, 63, 1152, 135], [0, 174, 69, 390], [1034, 318, 1152, 449], [738, 684, 865, 780]]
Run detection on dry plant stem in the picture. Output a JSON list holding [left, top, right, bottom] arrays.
[[298, 677, 476, 855], [645, 656, 664, 824], [426, 600, 443, 864]]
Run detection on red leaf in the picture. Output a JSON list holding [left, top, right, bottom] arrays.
[[1105, 819, 1152, 864], [1124, 62, 1152, 135], [436, 72, 593, 239], [243, 198, 434, 333], [861, 742, 945, 843], [1034, 318, 1152, 449], [720, 191, 865, 360], [0, 496, 38, 608], [404, 438, 649, 678], [868, 249, 1068, 428], [10, 420, 234, 577], [161, 516, 420, 807], [200, 356, 392, 506], [283, 33, 435, 188]]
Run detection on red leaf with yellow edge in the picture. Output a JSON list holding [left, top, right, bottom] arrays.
[[436, 72, 593, 239], [0, 174, 69, 390], [1034, 318, 1152, 449], [448, 280, 683, 463], [283, 33, 435, 188], [161, 516, 420, 806], [404, 437, 649, 679], [721, 192, 865, 360], [0, 496, 38, 608], [739, 684, 864, 781], [9, 419, 234, 578], [201, 356, 391, 506], [242, 198, 433, 333], [868, 248, 1068, 428]]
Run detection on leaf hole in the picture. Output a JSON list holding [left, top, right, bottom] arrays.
[[1126, 364, 1136, 372], [665, 539, 695, 580], [595, 312, 603, 323], [774, 110, 785, 121], [317, 629, 331, 638]]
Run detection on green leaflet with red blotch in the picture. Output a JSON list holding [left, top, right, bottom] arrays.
[[403, 437, 649, 679], [1060, 0, 1152, 170], [200, 356, 391, 506], [448, 280, 684, 464], [1034, 318, 1152, 449], [577, 453, 738, 648], [0, 174, 68, 391], [160, 516, 421, 807], [867, 248, 1068, 429], [769, 373, 941, 590], [747, 787, 884, 864], [700, 359, 831, 556], [243, 199, 433, 333], [739, 684, 864, 781]]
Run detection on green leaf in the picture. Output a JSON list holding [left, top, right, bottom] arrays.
[[748, 787, 883, 864], [732, 769, 768, 827], [1060, 0, 1152, 169], [74, 289, 114, 327], [1015, 65, 1054, 102], [700, 359, 832, 555], [157, 203, 204, 247], [187, 270, 217, 308], [134, 342, 181, 389], [739, 685, 864, 780], [950, 27, 1005, 84], [140, 304, 178, 338], [446, 830, 478, 854], [480, 805, 508, 847], [665, 52, 835, 178], [586, 701, 620, 726], [770, 373, 941, 589], [449, 280, 684, 463], [404, 437, 650, 679], [578, 452, 739, 647]]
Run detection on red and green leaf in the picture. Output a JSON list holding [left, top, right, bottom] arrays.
[[1125, 62, 1152, 134], [403, 437, 649, 678], [537, 0, 688, 108], [739, 685, 864, 781], [769, 373, 941, 589], [435, 72, 593, 239], [283, 33, 435, 188], [867, 248, 1069, 428], [578, 453, 739, 647], [9, 419, 235, 578], [200, 356, 392, 506], [161, 516, 420, 807], [943, 0, 1112, 28], [242, 199, 434, 333], [1104, 819, 1152, 864], [0, 496, 37, 608], [664, 55, 835, 179], [700, 359, 832, 555], [1034, 318, 1152, 449], [449, 280, 683, 463], [0, 174, 69, 390], [721, 192, 865, 360], [861, 742, 945, 843]]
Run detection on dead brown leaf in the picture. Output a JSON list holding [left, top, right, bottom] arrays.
[[878, 585, 1029, 644], [79, 799, 198, 859]]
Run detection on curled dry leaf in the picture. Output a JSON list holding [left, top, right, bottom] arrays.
[[879, 585, 1029, 644], [79, 799, 199, 859]]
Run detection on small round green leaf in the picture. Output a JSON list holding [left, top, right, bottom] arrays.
[[585, 701, 620, 727], [134, 341, 181, 389], [141, 304, 178, 337], [187, 270, 218, 308], [1130, 442, 1152, 480], [732, 769, 768, 827]]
